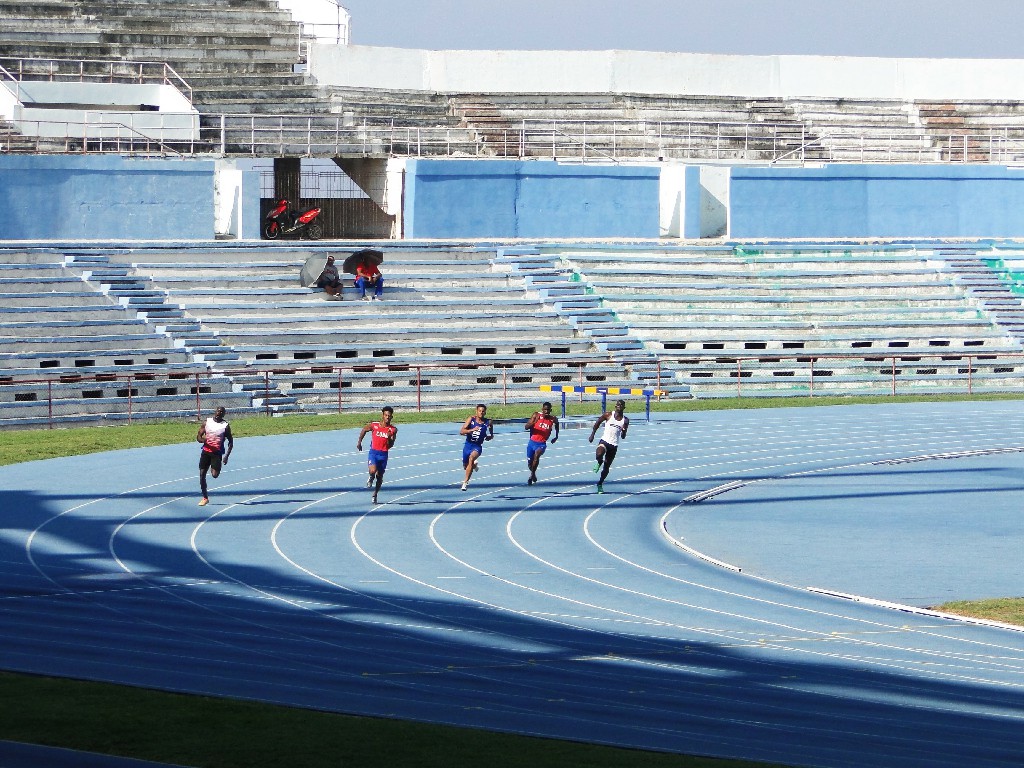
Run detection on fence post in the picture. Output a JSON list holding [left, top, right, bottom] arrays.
[[891, 357, 897, 396], [128, 374, 133, 425], [809, 357, 814, 397], [502, 367, 507, 406], [196, 373, 202, 420], [265, 371, 271, 417], [337, 368, 343, 413], [47, 379, 53, 429], [417, 366, 422, 412], [737, 359, 742, 397], [968, 355, 973, 395]]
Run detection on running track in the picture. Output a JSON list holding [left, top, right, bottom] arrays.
[[2, 401, 1023, 768]]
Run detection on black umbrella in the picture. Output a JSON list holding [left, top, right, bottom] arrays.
[[342, 248, 384, 275]]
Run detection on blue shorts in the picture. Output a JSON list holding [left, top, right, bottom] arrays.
[[526, 440, 546, 461], [368, 448, 389, 472], [463, 441, 483, 467]]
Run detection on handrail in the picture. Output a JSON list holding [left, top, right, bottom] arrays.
[[540, 124, 619, 162], [770, 133, 823, 164], [4, 107, 1024, 163], [0, 56, 193, 104], [4, 116, 190, 156]]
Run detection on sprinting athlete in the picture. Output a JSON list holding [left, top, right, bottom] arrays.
[[459, 403, 493, 491], [357, 406, 398, 504], [197, 406, 233, 506], [525, 401, 559, 485], [588, 399, 629, 494]]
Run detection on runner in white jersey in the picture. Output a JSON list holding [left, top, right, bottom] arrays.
[[196, 406, 233, 506], [588, 400, 629, 494]]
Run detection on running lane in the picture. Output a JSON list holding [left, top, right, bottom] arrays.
[[1, 402, 1023, 768]]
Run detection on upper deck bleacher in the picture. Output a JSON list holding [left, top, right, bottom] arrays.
[[4, 1, 1024, 161]]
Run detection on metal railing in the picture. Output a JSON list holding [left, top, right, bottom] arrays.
[[194, 115, 1024, 163], [4, 109, 1024, 163], [0, 56, 192, 103], [0, 359, 666, 428], [0, 116, 196, 156], [674, 351, 1024, 398], [6, 350, 1024, 428]]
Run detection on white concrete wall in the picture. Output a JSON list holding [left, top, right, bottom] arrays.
[[14, 82, 193, 111], [276, 0, 350, 43], [385, 158, 405, 238], [215, 163, 244, 238], [310, 45, 1024, 100], [659, 165, 686, 238], [699, 166, 730, 238], [2, 82, 198, 141]]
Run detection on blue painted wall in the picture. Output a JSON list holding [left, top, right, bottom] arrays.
[[0, 155, 215, 240], [730, 164, 1024, 239], [404, 160, 660, 238]]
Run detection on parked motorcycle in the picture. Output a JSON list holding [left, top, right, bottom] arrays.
[[263, 199, 324, 240]]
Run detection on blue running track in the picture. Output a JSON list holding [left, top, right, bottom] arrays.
[[1, 401, 1023, 768]]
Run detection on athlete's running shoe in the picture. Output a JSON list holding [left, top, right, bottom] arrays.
[[596, 484, 604, 494], [527, 475, 536, 485], [460, 482, 468, 491], [198, 497, 209, 506], [366, 475, 374, 488], [592, 462, 601, 473], [472, 460, 479, 473]]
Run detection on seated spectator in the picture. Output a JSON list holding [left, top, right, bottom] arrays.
[[317, 255, 343, 299], [355, 259, 384, 301]]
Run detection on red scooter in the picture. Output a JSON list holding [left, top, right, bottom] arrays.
[[263, 199, 324, 240]]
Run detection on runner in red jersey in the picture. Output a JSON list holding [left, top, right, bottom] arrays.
[[356, 406, 397, 504], [525, 401, 559, 486]]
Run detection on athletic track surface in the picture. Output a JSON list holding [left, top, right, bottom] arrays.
[[2, 401, 1024, 768]]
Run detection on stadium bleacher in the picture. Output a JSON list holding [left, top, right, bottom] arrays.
[[2, 2, 1024, 424]]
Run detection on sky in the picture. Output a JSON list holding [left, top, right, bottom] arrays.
[[328, 0, 1024, 59]]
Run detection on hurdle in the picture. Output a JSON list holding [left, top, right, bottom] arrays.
[[539, 385, 665, 422]]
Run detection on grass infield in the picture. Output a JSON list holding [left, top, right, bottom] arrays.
[[1, 393, 1021, 767]]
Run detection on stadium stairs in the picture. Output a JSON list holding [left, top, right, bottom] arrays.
[[546, 242, 1024, 398], [49, 243, 676, 417], [0, 248, 259, 428], [945, 245, 1024, 342]]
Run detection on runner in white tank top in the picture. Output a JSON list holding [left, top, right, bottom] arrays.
[[196, 406, 233, 506], [588, 400, 629, 493]]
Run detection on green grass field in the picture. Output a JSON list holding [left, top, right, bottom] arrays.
[[1, 394, 1021, 768]]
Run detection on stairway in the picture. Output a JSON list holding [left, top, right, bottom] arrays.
[[66, 252, 303, 412], [497, 248, 690, 397], [935, 247, 1024, 345]]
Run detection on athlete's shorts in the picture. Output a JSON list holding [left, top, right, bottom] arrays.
[[199, 449, 222, 473], [526, 439, 546, 461], [463, 441, 483, 467], [368, 448, 389, 472], [598, 440, 618, 465]]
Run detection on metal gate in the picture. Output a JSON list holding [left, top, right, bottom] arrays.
[[261, 168, 395, 239]]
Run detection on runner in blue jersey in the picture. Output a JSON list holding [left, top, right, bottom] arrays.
[[459, 403, 493, 491]]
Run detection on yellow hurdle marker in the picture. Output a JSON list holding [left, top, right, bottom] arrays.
[[539, 384, 665, 421]]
